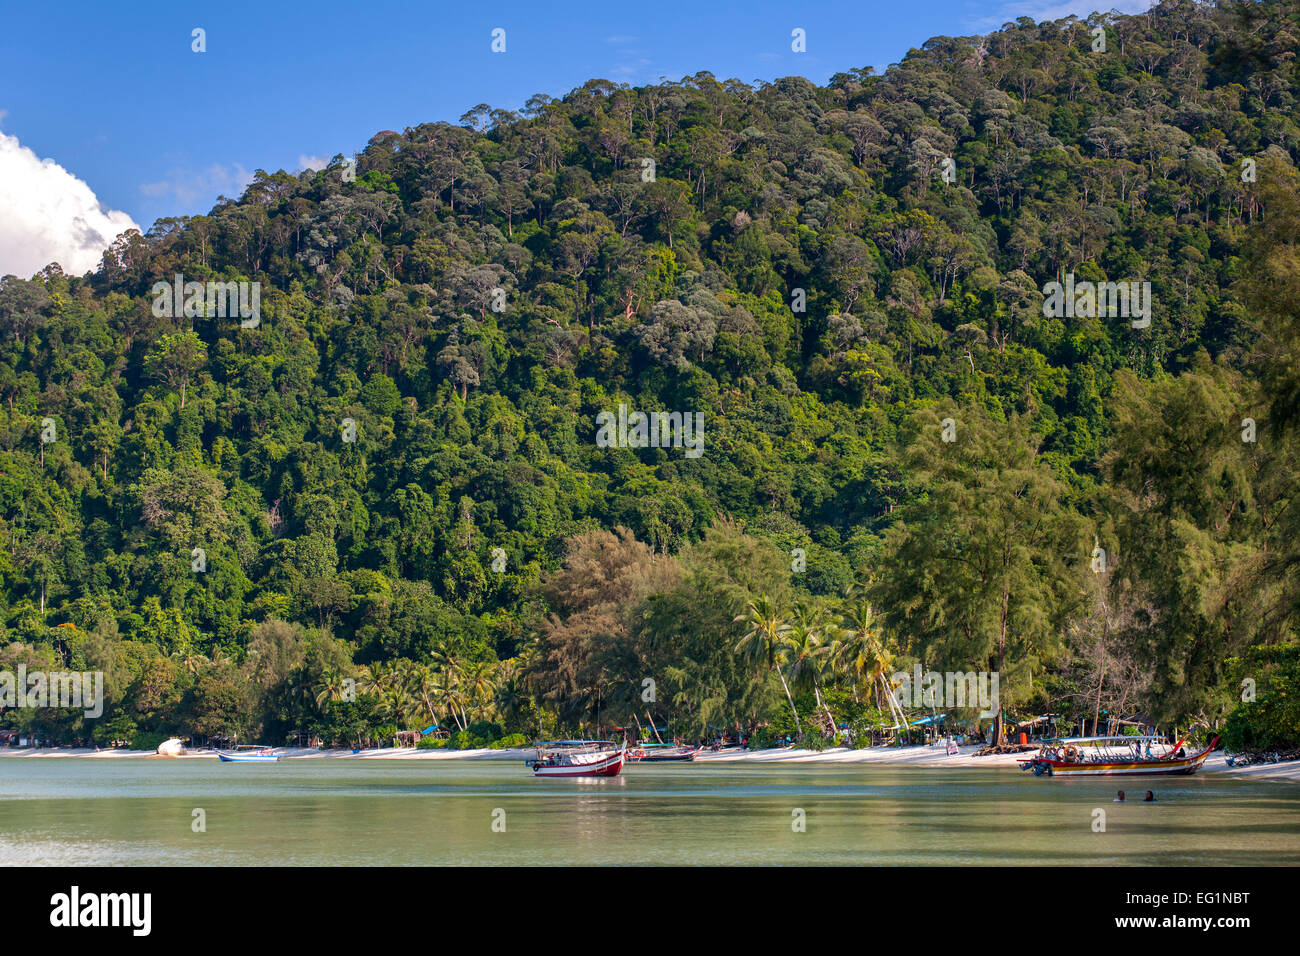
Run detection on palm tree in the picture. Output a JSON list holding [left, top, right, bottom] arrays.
[[462, 661, 497, 722], [313, 669, 349, 712], [430, 647, 471, 726], [492, 658, 527, 729], [359, 662, 387, 697], [409, 664, 441, 725], [734, 594, 801, 735], [786, 601, 836, 734], [833, 600, 876, 701], [379, 684, 411, 728], [430, 665, 467, 731], [835, 597, 905, 729]]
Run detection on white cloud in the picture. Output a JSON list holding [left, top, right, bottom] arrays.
[[139, 162, 253, 209], [0, 127, 140, 279], [975, 0, 1156, 29], [298, 154, 331, 172]]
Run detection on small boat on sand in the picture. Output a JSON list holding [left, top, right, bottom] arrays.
[[1019, 735, 1218, 777], [216, 745, 280, 763], [526, 741, 626, 777], [627, 743, 700, 762]]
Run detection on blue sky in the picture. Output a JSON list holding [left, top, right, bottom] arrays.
[[0, 0, 1151, 276]]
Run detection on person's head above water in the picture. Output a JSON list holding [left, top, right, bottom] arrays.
[[1115, 790, 1125, 801], [1144, 791, 1155, 801]]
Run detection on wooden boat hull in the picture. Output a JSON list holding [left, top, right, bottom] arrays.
[[217, 752, 280, 763], [1019, 746, 1213, 777], [629, 748, 699, 762], [531, 750, 625, 777]]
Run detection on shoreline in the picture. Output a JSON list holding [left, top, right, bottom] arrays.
[[2, 743, 1297, 780]]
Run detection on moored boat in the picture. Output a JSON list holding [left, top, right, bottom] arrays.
[[526, 740, 626, 777], [627, 743, 700, 762], [216, 745, 280, 763], [1018, 735, 1218, 777]]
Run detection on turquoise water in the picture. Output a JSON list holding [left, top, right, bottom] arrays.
[[0, 758, 1296, 865]]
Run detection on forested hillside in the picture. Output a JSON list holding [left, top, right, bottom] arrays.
[[2, 0, 1298, 750]]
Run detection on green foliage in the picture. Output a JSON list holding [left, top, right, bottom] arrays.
[[447, 720, 504, 750], [128, 730, 170, 752], [1, 2, 1298, 744], [1223, 645, 1300, 752]]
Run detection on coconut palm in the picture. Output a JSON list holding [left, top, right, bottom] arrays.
[[492, 658, 529, 729], [835, 597, 903, 727], [409, 664, 441, 724], [734, 594, 801, 735], [430, 647, 472, 726], [786, 601, 836, 733], [359, 662, 387, 697], [462, 661, 497, 722], [378, 683, 413, 727], [429, 666, 467, 731], [313, 669, 350, 711]]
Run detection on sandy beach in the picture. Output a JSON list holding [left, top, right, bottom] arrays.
[[2, 742, 1297, 780]]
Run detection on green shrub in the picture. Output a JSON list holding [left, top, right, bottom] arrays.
[[129, 731, 170, 752], [416, 736, 446, 749], [1223, 644, 1300, 752], [489, 733, 528, 749], [465, 720, 503, 740], [93, 714, 137, 747]]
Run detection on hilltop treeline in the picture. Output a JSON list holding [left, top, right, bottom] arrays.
[[1, 0, 1297, 749]]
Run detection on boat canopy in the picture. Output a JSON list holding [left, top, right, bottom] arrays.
[[531, 740, 615, 747], [1043, 736, 1164, 744]]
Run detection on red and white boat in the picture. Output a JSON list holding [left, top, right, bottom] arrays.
[[526, 741, 626, 777], [1019, 735, 1218, 778]]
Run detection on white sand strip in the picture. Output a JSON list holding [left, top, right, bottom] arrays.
[[1, 744, 1296, 778]]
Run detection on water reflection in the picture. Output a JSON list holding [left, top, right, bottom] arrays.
[[0, 759, 1296, 865]]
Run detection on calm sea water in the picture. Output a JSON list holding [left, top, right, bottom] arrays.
[[0, 758, 1296, 865]]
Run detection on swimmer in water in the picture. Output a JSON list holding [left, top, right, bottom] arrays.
[[1114, 790, 1126, 802], [1143, 791, 1156, 802]]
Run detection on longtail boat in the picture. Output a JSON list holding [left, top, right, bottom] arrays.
[[627, 743, 700, 762], [1019, 735, 1218, 777], [216, 744, 280, 763], [526, 741, 626, 777]]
